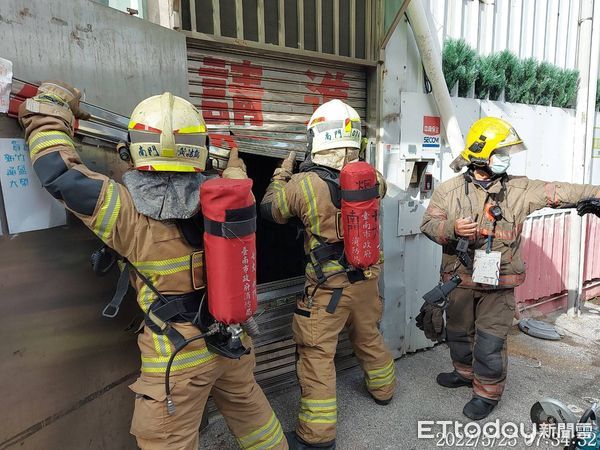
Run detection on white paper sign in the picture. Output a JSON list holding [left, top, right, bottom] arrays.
[[0, 138, 66, 233], [0, 57, 13, 113], [472, 250, 501, 286]]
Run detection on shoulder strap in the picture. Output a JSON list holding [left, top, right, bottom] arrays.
[[304, 166, 342, 209], [176, 212, 205, 248]]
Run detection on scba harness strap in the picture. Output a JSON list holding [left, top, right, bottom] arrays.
[[94, 247, 203, 350], [94, 244, 249, 356], [298, 165, 369, 314]]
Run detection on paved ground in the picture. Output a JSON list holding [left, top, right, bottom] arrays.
[[200, 300, 600, 449]]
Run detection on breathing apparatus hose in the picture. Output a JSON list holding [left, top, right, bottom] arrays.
[[165, 327, 218, 415], [306, 269, 347, 303]]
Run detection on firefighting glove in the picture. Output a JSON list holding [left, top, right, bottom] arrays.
[[37, 80, 91, 120], [272, 151, 296, 182], [415, 302, 445, 343], [18, 80, 91, 140], [226, 147, 245, 169], [576, 198, 600, 218], [222, 147, 247, 179]]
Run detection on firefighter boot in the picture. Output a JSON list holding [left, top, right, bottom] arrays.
[[369, 391, 392, 405], [436, 371, 473, 388], [285, 432, 336, 450], [463, 397, 496, 420]]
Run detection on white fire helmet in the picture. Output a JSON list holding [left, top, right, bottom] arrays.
[[128, 93, 209, 172], [307, 99, 361, 170]]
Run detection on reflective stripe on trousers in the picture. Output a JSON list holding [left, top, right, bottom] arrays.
[[298, 397, 337, 425], [141, 347, 217, 374], [365, 360, 396, 389], [237, 411, 285, 449]]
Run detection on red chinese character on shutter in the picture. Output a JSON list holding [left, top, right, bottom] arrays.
[[304, 70, 350, 112], [199, 57, 230, 125], [230, 60, 264, 127]]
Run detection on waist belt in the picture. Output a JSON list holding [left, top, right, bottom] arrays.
[[308, 241, 344, 284], [146, 292, 203, 330]]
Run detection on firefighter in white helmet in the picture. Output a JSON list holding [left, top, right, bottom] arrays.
[[261, 99, 396, 449], [19, 81, 287, 449]]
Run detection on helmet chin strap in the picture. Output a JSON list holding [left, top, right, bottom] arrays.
[[469, 163, 501, 179]]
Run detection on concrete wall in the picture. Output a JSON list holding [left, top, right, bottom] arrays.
[[1, 0, 187, 116], [0, 1, 189, 448]]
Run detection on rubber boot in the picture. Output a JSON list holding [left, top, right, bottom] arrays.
[[463, 397, 496, 420], [436, 371, 473, 388], [285, 431, 336, 450]]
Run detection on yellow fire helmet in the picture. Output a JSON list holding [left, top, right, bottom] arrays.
[[307, 99, 362, 170], [128, 92, 208, 172], [450, 117, 527, 173]]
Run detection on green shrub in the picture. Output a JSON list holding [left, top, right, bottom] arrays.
[[442, 38, 580, 108], [475, 54, 505, 100], [596, 79, 600, 111], [551, 69, 579, 108], [533, 62, 559, 106], [442, 39, 478, 96], [519, 58, 539, 104]]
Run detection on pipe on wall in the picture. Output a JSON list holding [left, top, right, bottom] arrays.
[[569, 0, 599, 317], [404, 0, 464, 158]]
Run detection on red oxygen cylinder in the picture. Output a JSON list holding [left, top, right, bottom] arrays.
[[200, 178, 257, 324], [340, 161, 381, 269]]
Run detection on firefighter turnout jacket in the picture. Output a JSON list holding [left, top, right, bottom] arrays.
[[421, 173, 600, 289], [18, 97, 286, 449]]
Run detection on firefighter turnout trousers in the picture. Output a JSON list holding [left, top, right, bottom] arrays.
[[292, 276, 396, 444], [130, 331, 286, 450], [445, 288, 516, 403]]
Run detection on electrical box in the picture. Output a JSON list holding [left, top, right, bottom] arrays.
[[397, 200, 425, 236]]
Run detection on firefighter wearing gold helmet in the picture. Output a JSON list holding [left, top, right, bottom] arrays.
[[420, 116, 600, 421], [19, 81, 287, 450]]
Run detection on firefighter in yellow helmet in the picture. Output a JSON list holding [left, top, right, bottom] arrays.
[[420, 117, 600, 420], [261, 99, 396, 449], [19, 81, 287, 449]]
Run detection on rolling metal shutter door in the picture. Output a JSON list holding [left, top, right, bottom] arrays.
[[186, 39, 369, 394], [186, 39, 368, 160]]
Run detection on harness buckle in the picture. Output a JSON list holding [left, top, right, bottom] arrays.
[[147, 309, 168, 332], [363, 268, 375, 279], [102, 304, 119, 318]]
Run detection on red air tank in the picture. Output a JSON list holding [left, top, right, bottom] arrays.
[[340, 161, 381, 269], [200, 178, 257, 324]]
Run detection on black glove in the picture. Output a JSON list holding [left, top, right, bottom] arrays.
[[576, 198, 600, 218], [415, 302, 445, 343]]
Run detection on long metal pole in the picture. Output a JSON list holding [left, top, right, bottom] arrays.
[[568, 0, 597, 317]]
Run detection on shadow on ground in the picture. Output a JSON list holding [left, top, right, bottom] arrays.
[[200, 300, 600, 449]]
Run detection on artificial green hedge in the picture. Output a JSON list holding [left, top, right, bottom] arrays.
[[442, 39, 582, 109]]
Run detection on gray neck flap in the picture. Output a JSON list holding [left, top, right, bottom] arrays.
[[122, 170, 210, 220]]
